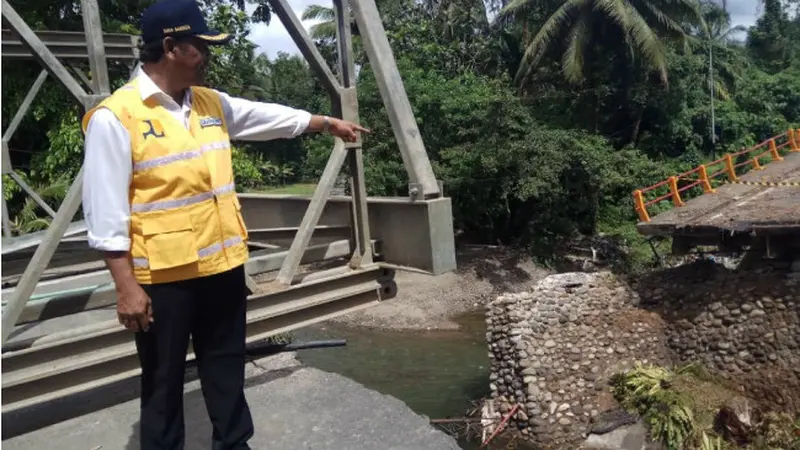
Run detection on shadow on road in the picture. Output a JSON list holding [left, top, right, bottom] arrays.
[[124, 364, 302, 449], [4, 358, 301, 445]]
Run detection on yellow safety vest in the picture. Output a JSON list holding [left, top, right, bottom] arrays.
[[81, 79, 249, 284]]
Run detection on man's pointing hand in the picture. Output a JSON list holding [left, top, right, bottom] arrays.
[[329, 118, 370, 143], [310, 115, 370, 143]]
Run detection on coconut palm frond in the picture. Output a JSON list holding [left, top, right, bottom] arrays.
[[515, 0, 586, 85]]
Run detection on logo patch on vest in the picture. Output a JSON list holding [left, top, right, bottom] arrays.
[[139, 119, 166, 140], [199, 116, 223, 129]]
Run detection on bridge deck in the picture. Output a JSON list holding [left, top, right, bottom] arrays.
[[637, 151, 800, 237]]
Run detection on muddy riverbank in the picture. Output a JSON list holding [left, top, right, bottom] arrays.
[[330, 246, 548, 331]]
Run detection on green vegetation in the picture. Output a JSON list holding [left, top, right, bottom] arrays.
[[611, 363, 800, 449], [252, 183, 318, 195], [612, 363, 704, 449], [2, 0, 800, 270]]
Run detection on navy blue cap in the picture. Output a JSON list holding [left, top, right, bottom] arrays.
[[140, 0, 232, 46]]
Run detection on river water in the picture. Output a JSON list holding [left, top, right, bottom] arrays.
[[291, 312, 496, 449]]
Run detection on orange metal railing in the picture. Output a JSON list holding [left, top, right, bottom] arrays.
[[633, 128, 800, 222]]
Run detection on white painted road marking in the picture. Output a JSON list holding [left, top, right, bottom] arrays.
[[735, 187, 774, 207]]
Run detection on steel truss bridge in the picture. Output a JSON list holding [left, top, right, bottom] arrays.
[[0, 0, 456, 422]]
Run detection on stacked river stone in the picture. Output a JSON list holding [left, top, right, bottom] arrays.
[[633, 262, 800, 411], [485, 261, 800, 448], [485, 272, 672, 448]]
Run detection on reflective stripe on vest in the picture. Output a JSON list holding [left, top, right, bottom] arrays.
[[132, 236, 243, 268], [133, 140, 230, 172], [130, 182, 235, 213]]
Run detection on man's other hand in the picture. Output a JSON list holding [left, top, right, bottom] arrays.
[[117, 283, 154, 332], [329, 118, 370, 143]]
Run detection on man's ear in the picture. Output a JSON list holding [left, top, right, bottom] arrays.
[[162, 37, 179, 60]]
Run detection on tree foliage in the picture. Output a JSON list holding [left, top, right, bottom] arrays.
[[747, 0, 795, 72], [499, 0, 702, 86], [3, 0, 799, 268]]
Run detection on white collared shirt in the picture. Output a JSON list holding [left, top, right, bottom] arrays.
[[82, 70, 312, 252]]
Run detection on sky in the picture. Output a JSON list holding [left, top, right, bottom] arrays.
[[246, 0, 763, 59], [726, 0, 763, 34], [247, 0, 333, 59]]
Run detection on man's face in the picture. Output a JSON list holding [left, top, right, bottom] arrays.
[[164, 36, 211, 87]]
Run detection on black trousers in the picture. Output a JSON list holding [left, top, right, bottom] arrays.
[[135, 265, 253, 450]]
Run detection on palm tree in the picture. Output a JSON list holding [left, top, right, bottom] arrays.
[[697, 0, 747, 44], [683, 3, 747, 100], [498, 0, 703, 86], [696, 1, 748, 150], [301, 4, 338, 41], [301, 2, 374, 73]]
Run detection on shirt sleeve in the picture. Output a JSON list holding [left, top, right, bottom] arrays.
[[215, 90, 312, 141], [82, 108, 133, 252]]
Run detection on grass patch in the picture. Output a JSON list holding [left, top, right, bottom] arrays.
[[248, 183, 318, 195]]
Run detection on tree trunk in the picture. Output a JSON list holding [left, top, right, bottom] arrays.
[[630, 109, 643, 144]]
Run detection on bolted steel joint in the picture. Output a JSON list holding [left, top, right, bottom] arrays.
[[408, 183, 422, 201]]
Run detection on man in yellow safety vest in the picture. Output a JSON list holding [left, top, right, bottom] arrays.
[[80, 0, 368, 448]]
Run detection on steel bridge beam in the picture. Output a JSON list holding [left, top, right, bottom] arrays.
[[0, 0, 455, 416], [2, 193, 455, 319], [1, 29, 139, 61], [4, 239, 380, 325], [2, 265, 396, 413], [348, 0, 441, 198], [0, 0, 113, 344]]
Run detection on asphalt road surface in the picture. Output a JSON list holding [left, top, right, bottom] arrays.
[[2, 353, 462, 450]]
